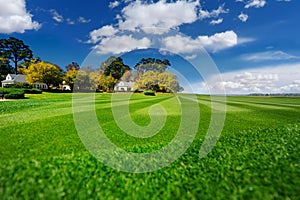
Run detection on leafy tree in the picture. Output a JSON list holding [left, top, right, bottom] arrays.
[[121, 70, 134, 82], [158, 72, 183, 92], [18, 57, 41, 74], [73, 70, 91, 91], [103, 56, 130, 80], [0, 57, 14, 81], [98, 56, 118, 74], [134, 71, 182, 92], [26, 61, 62, 87], [0, 37, 33, 74], [63, 69, 78, 90], [99, 73, 118, 92], [89, 71, 101, 89], [134, 71, 159, 91], [134, 58, 171, 78], [66, 62, 80, 71]]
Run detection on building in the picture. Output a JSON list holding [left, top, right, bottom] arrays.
[[33, 83, 48, 90], [1, 74, 48, 90], [114, 81, 135, 92], [1, 74, 27, 87]]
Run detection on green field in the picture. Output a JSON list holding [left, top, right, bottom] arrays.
[[0, 93, 299, 199]]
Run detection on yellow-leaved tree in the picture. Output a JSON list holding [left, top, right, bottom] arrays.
[[25, 61, 62, 88]]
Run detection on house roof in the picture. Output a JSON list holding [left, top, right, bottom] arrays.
[[2, 74, 27, 83], [13, 75, 27, 82]]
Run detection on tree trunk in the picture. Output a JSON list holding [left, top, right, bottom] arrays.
[[14, 60, 18, 75]]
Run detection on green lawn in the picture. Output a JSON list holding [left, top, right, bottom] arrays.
[[0, 93, 299, 199]]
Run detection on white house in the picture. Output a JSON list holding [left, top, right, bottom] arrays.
[[114, 81, 135, 92], [1, 74, 26, 87], [1, 74, 48, 90]]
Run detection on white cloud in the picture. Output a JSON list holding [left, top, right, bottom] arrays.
[[276, 0, 291, 2], [66, 18, 75, 25], [199, 4, 229, 20], [109, 1, 120, 9], [197, 31, 238, 52], [238, 12, 248, 22], [245, 0, 266, 9], [118, 0, 199, 34], [50, 9, 63, 23], [78, 17, 91, 23], [210, 18, 223, 25], [162, 30, 238, 54], [0, 0, 41, 34], [88, 25, 119, 43], [208, 63, 300, 94], [241, 51, 299, 62], [94, 35, 151, 54]]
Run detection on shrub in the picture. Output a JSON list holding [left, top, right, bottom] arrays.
[[24, 88, 43, 94], [4, 83, 32, 89], [144, 90, 155, 96], [4, 90, 25, 99]]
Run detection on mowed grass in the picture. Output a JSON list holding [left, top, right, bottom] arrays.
[[0, 93, 299, 199]]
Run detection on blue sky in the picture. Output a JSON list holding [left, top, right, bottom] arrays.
[[0, 0, 299, 94]]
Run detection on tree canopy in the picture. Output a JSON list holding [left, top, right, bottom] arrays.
[[0, 57, 14, 81], [25, 61, 62, 87], [134, 71, 182, 92], [103, 56, 130, 80], [134, 58, 171, 78], [133, 58, 182, 93], [66, 62, 80, 71], [0, 37, 33, 74]]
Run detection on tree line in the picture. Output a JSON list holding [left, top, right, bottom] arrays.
[[0, 37, 183, 93]]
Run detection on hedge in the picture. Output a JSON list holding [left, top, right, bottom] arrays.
[[144, 90, 156, 96], [0, 87, 42, 99], [4, 90, 25, 99]]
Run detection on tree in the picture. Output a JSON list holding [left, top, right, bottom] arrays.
[[121, 70, 134, 82], [158, 72, 183, 92], [74, 70, 90, 90], [134, 57, 171, 78], [134, 71, 183, 93], [18, 57, 41, 74], [0, 57, 14, 81], [103, 56, 130, 80], [89, 72, 101, 89], [26, 61, 62, 87], [0, 37, 33, 74], [63, 69, 78, 90], [99, 73, 118, 92], [66, 62, 80, 71]]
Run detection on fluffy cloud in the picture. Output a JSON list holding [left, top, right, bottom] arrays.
[[241, 50, 299, 62], [162, 30, 238, 54], [94, 35, 151, 54], [210, 18, 223, 25], [199, 4, 228, 20], [207, 63, 300, 94], [0, 0, 41, 34], [118, 0, 199, 34], [245, 0, 266, 9], [50, 9, 63, 23], [238, 13, 248, 22], [88, 25, 119, 43], [109, 1, 120, 9]]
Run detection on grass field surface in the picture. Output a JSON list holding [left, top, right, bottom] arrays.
[[0, 93, 299, 199]]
